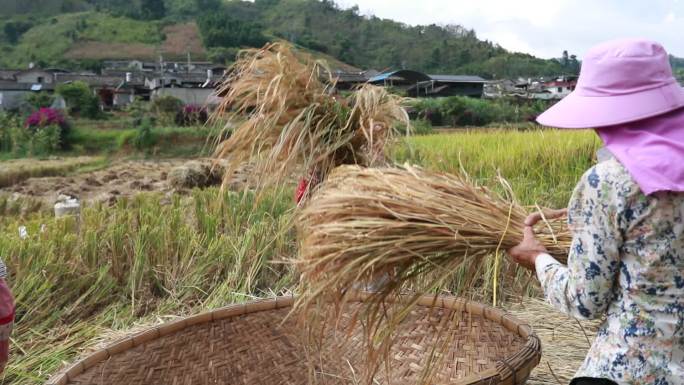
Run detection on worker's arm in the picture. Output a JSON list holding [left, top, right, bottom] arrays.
[[538, 165, 625, 320]]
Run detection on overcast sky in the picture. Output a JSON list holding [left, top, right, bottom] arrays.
[[334, 0, 684, 59]]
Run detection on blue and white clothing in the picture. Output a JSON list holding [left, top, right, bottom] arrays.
[[536, 156, 684, 384]]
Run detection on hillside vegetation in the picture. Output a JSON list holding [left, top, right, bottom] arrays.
[[1, 0, 683, 78], [0, 0, 576, 78]]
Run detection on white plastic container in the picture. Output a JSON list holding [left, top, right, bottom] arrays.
[[54, 195, 81, 218]]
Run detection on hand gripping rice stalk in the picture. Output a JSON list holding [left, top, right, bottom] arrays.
[[212, 43, 408, 192], [294, 164, 571, 384]]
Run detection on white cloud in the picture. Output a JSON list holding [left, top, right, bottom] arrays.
[[334, 0, 684, 58], [665, 11, 676, 23]]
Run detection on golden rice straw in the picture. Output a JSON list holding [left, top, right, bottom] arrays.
[[294, 164, 571, 384], [212, 43, 408, 192]]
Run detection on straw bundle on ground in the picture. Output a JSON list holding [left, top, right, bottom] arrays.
[[294, 164, 571, 383], [212, 43, 408, 192]]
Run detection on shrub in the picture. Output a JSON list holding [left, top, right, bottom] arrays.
[[0, 113, 19, 153], [11, 125, 60, 156], [133, 118, 156, 150], [56, 81, 101, 119], [125, 97, 152, 126], [411, 97, 553, 127], [25, 92, 55, 110], [175, 105, 208, 126], [207, 47, 239, 64], [25, 108, 67, 130], [410, 118, 434, 135], [151, 95, 183, 125], [412, 98, 444, 126], [20, 108, 71, 153]]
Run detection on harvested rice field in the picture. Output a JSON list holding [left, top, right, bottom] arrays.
[[0, 157, 104, 189], [0, 129, 602, 384], [0, 158, 255, 217]]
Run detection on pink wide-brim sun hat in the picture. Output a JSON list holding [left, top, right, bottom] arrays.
[[537, 39, 684, 129]]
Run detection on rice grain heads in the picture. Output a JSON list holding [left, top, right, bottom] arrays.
[[294, 165, 571, 383], [213, 43, 408, 191], [296, 165, 570, 299]]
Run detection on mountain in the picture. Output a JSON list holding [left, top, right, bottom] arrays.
[[0, 0, 574, 79]]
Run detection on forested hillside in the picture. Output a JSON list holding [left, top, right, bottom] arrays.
[[0, 0, 578, 78]]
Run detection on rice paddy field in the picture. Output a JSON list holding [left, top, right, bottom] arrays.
[[0, 129, 602, 384], [393, 129, 601, 208]]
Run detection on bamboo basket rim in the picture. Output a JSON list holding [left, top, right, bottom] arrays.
[[46, 294, 541, 385]]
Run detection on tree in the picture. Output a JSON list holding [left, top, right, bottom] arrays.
[[3, 21, 33, 45], [428, 47, 441, 71], [141, 0, 166, 20], [195, 0, 223, 9], [198, 12, 268, 48], [26, 92, 55, 110], [569, 54, 580, 74], [56, 81, 101, 119], [206, 1, 558, 76]]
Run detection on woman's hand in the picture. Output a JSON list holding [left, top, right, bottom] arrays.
[[523, 208, 568, 227], [508, 208, 568, 271]]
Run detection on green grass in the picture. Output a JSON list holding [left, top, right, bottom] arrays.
[[67, 125, 221, 157], [395, 129, 602, 207]]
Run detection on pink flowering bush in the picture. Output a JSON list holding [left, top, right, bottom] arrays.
[[25, 108, 68, 131], [175, 105, 208, 126], [19, 108, 71, 153]]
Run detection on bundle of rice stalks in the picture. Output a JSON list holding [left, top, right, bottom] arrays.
[[293, 164, 571, 384], [213, 43, 408, 192]]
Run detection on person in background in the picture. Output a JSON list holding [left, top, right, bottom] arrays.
[[295, 170, 321, 205], [0, 258, 14, 373], [509, 39, 684, 385], [295, 122, 388, 205]]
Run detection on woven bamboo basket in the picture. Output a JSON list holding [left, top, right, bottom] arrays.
[[47, 294, 541, 385]]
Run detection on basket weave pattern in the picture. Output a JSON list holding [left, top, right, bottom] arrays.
[[48, 295, 540, 385]]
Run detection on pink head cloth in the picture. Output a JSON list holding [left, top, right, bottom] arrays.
[[537, 39, 684, 195], [596, 109, 684, 195]]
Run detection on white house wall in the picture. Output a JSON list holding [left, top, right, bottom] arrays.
[[0, 90, 29, 110], [151, 88, 216, 106]]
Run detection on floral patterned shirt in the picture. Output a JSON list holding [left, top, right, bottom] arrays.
[[535, 156, 684, 384]]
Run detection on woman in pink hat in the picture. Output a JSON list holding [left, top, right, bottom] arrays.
[[509, 39, 684, 385]]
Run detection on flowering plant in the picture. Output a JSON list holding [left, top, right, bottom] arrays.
[[175, 104, 208, 126], [25, 108, 68, 131], [21, 108, 70, 152]]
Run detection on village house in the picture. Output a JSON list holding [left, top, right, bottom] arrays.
[[542, 76, 578, 99], [0, 68, 66, 110], [415, 75, 487, 98], [53, 72, 148, 108], [483, 79, 519, 98], [0, 81, 49, 110], [367, 70, 487, 98], [0, 59, 230, 111], [483, 76, 578, 100], [149, 68, 226, 106], [324, 69, 379, 90]]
